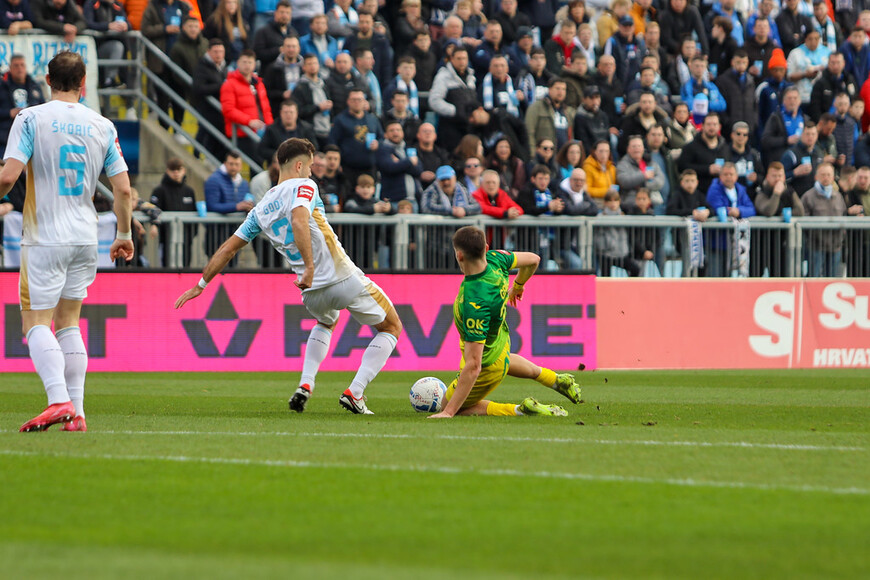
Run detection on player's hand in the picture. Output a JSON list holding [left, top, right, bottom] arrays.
[[174, 285, 203, 309], [428, 411, 454, 419], [508, 283, 524, 306], [295, 268, 314, 290], [109, 239, 134, 262]]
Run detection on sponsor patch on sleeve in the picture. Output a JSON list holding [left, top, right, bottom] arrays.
[[297, 184, 314, 201]]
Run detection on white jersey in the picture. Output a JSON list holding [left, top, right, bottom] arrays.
[[4, 100, 128, 246], [234, 177, 359, 289]]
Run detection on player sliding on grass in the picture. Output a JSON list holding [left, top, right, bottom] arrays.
[[175, 138, 402, 415], [429, 226, 581, 419]]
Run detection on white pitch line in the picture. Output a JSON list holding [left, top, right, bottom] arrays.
[[0, 448, 866, 496], [1, 429, 861, 452]]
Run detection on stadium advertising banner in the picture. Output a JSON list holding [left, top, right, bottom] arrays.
[[0, 273, 597, 372], [598, 279, 870, 369], [0, 34, 100, 112]]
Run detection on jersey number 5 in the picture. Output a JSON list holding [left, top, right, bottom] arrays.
[[271, 217, 303, 261], [58, 144, 86, 196]]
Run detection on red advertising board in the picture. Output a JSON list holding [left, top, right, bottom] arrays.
[[597, 279, 870, 369], [0, 273, 597, 372]]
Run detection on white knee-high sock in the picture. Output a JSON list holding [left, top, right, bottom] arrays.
[[26, 325, 69, 406], [348, 332, 398, 399], [56, 327, 87, 418], [300, 324, 332, 391]]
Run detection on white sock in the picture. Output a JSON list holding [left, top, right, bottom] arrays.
[[515, 405, 523, 416], [26, 325, 69, 406], [57, 326, 87, 418], [348, 332, 398, 399], [300, 324, 332, 391]]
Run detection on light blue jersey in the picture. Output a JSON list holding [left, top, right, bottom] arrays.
[[234, 177, 360, 289]]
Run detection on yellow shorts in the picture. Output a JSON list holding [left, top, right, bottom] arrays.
[[445, 341, 511, 409]]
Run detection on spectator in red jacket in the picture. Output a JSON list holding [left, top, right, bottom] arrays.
[[473, 169, 524, 219], [220, 49, 273, 165]]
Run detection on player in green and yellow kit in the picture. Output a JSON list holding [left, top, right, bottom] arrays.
[[428, 226, 582, 418]]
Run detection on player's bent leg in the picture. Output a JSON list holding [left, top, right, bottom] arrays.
[[508, 354, 581, 404]]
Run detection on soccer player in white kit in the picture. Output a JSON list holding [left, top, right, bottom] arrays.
[[0, 52, 134, 432], [175, 138, 402, 414]]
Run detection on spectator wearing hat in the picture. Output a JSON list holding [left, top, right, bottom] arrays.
[[762, 86, 808, 167], [573, 86, 612, 156], [420, 165, 481, 216], [493, 0, 531, 45], [756, 49, 791, 141], [746, 17, 779, 84], [841, 27, 870, 87], [604, 14, 646, 87], [508, 26, 536, 73]]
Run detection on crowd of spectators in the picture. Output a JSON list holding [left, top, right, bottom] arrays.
[[2, 0, 870, 275]]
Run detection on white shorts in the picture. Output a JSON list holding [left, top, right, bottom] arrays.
[[20, 245, 98, 311], [302, 275, 393, 327]]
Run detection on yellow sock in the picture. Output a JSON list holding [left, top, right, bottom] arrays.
[[486, 402, 518, 416], [536, 368, 557, 388]]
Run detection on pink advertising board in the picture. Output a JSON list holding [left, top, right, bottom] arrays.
[[0, 273, 597, 372], [597, 279, 870, 369]]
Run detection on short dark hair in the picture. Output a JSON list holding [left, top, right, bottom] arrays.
[[302, 52, 318, 61], [239, 49, 257, 60], [733, 48, 748, 59], [276, 0, 291, 8], [451, 46, 469, 58], [384, 119, 403, 130], [804, 119, 817, 129], [548, 77, 567, 88], [357, 8, 372, 18], [281, 99, 298, 110], [209, 38, 225, 48], [323, 144, 341, 154], [530, 47, 545, 58], [680, 168, 697, 178], [353, 48, 371, 62], [712, 15, 733, 34], [276, 138, 315, 166], [48, 51, 86, 92], [182, 15, 198, 25], [397, 55, 416, 67], [226, 150, 242, 161], [452, 226, 486, 259], [820, 112, 838, 124], [530, 164, 552, 177], [166, 157, 184, 171]]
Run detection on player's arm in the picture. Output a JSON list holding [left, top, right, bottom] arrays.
[[174, 235, 248, 309], [429, 341, 484, 419], [290, 205, 315, 290], [509, 251, 540, 306], [108, 171, 135, 262], [0, 158, 24, 198]]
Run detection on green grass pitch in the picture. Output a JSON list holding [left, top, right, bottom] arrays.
[[1, 369, 868, 579]]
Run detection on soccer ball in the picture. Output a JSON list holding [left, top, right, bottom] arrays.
[[409, 377, 448, 413]]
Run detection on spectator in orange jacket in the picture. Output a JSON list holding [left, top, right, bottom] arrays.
[[220, 49, 273, 165]]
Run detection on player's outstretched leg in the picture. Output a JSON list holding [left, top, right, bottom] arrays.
[[290, 323, 333, 412], [508, 354, 581, 404], [519, 397, 568, 416], [339, 307, 402, 415]]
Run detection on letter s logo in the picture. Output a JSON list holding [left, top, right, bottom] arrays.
[[818, 283, 870, 330], [749, 291, 795, 358]]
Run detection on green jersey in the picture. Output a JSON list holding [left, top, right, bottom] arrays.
[[453, 250, 517, 367]]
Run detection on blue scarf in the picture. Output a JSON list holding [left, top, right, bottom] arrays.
[[816, 180, 833, 198], [395, 76, 419, 116], [482, 73, 519, 117], [687, 218, 705, 273], [782, 107, 805, 137]]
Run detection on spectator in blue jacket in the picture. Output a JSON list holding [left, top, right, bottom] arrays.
[[681, 56, 728, 118], [706, 162, 757, 275], [328, 88, 383, 185], [841, 27, 870, 88], [604, 15, 646, 87], [204, 152, 253, 214], [471, 20, 518, 82], [376, 120, 423, 211], [299, 13, 339, 70]]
